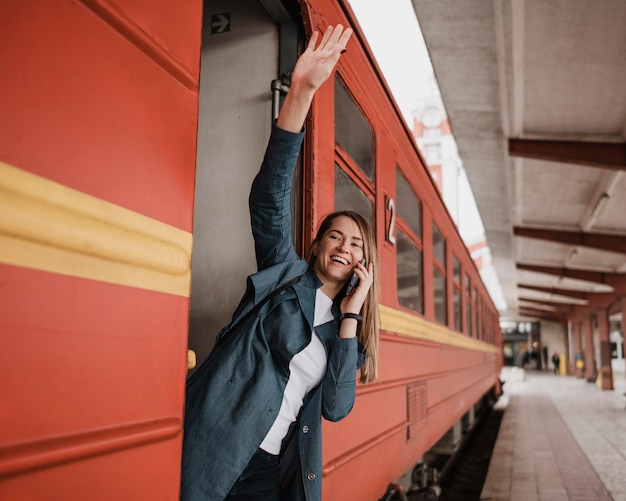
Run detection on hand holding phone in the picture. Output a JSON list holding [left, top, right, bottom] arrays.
[[345, 259, 366, 295]]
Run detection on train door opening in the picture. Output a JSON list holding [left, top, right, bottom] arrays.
[[188, 0, 300, 372]]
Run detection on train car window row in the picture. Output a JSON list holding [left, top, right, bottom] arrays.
[[332, 72, 497, 342]]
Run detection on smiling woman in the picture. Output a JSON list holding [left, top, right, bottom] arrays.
[[181, 25, 380, 501], [307, 210, 380, 382]]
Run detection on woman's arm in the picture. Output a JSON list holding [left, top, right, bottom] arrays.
[[249, 25, 353, 270], [320, 336, 360, 421]]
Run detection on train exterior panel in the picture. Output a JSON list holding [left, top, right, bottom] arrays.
[[0, 0, 200, 499], [0, 0, 502, 499]]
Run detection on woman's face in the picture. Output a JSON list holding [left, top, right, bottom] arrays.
[[312, 215, 364, 291]]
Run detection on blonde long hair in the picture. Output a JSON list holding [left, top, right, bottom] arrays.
[[307, 211, 380, 383]]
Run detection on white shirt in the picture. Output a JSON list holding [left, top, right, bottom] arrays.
[[259, 289, 333, 454]]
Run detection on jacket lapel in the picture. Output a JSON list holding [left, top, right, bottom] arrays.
[[292, 270, 321, 331]]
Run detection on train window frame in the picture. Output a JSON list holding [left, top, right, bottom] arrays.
[[332, 72, 376, 227], [452, 254, 462, 332], [432, 222, 447, 326], [396, 227, 424, 315], [394, 166, 425, 315], [395, 168, 422, 239], [465, 273, 473, 337], [334, 75, 375, 183], [472, 287, 478, 338]]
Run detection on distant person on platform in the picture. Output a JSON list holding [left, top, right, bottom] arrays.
[[552, 352, 561, 375], [522, 350, 530, 369]]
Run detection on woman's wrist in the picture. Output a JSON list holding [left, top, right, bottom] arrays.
[[339, 312, 362, 323], [338, 312, 361, 339]]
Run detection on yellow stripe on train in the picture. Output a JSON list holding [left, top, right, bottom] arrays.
[[0, 161, 192, 297], [380, 304, 500, 353]]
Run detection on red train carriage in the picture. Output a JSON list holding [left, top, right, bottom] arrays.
[[0, 0, 502, 499]]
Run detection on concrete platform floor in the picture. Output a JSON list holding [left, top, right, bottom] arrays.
[[480, 365, 626, 501]]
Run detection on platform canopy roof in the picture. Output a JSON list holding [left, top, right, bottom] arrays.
[[411, 0, 626, 321]]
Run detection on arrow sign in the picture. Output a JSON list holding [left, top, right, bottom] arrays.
[[211, 13, 230, 35]]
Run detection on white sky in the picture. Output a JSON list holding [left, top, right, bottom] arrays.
[[348, 0, 507, 310], [348, 0, 485, 239], [348, 0, 433, 120]]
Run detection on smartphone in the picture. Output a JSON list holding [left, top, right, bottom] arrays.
[[345, 259, 366, 295]]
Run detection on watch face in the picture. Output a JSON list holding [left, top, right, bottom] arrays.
[[422, 106, 442, 127]]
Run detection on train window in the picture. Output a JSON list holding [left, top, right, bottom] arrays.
[[334, 77, 374, 181], [465, 273, 472, 337], [395, 170, 422, 238], [453, 287, 462, 332], [433, 267, 446, 325], [473, 287, 479, 338], [480, 297, 486, 340], [432, 223, 445, 265], [452, 254, 461, 332], [432, 223, 446, 325], [334, 165, 374, 222], [477, 295, 483, 340], [396, 230, 423, 314], [452, 254, 460, 284]]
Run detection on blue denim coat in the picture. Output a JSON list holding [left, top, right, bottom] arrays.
[[181, 125, 364, 500]]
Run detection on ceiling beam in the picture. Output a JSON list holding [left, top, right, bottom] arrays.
[[517, 263, 626, 294], [509, 139, 626, 170], [516, 263, 611, 284], [519, 297, 576, 308], [513, 226, 626, 254], [518, 283, 589, 300], [518, 307, 566, 322], [517, 284, 618, 310]]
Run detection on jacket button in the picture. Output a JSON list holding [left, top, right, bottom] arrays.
[[302, 425, 309, 433], [307, 473, 316, 481]]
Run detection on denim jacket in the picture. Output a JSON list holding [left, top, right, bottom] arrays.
[[181, 124, 364, 500]]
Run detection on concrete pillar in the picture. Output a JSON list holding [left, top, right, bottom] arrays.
[[562, 321, 570, 375], [622, 297, 626, 387], [597, 309, 613, 390], [566, 320, 572, 374], [572, 319, 583, 378], [583, 315, 596, 382]]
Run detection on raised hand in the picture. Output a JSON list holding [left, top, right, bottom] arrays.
[[290, 25, 353, 95], [277, 25, 353, 133]]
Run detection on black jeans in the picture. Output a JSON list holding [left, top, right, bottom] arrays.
[[225, 449, 280, 500]]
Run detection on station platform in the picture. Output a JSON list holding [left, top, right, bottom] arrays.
[[480, 365, 626, 501]]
